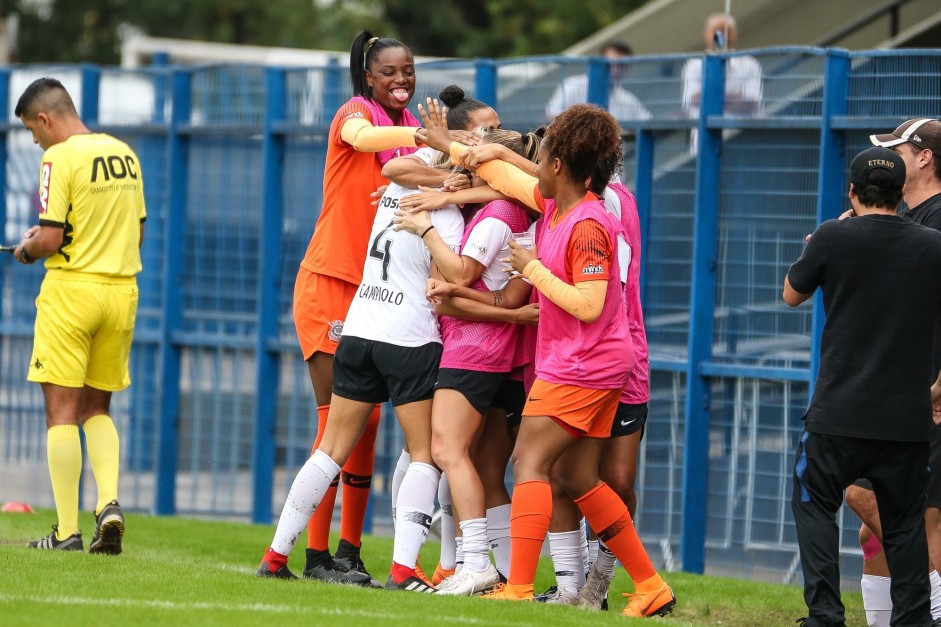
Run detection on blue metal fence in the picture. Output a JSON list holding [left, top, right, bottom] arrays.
[[2, 47, 940, 587]]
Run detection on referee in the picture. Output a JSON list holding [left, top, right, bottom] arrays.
[[13, 78, 146, 555]]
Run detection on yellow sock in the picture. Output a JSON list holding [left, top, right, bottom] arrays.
[[82, 414, 120, 514], [47, 425, 82, 538]]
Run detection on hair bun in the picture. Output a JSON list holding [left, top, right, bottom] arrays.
[[438, 85, 465, 108]]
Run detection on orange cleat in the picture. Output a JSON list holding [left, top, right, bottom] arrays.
[[414, 560, 434, 587], [621, 575, 676, 618], [432, 563, 456, 586], [481, 582, 534, 601]]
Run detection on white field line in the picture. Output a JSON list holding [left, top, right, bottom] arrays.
[[0, 593, 535, 626]]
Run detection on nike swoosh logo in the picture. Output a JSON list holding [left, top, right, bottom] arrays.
[[620, 418, 637, 427]]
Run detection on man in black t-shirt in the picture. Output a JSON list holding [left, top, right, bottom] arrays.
[[786, 146, 941, 627], [844, 119, 941, 625]]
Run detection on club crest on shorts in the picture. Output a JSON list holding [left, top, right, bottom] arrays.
[[327, 320, 344, 342]]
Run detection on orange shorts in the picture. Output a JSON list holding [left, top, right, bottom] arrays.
[[522, 379, 621, 438], [293, 267, 358, 359]]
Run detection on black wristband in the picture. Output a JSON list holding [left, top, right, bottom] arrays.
[[420, 225, 435, 239], [18, 246, 32, 263]]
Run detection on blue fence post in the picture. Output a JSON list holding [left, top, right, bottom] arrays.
[[475, 59, 497, 109], [680, 53, 725, 575], [155, 69, 191, 516], [0, 68, 9, 254], [323, 58, 344, 121], [586, 57, 610, 109], [252, 67, 287, 525], [80, 64, 100, 125], [810, 50, 850, 392], [633, 129, 654, 304]]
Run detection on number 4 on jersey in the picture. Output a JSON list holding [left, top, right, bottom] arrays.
[[369, 220, 394, 282]]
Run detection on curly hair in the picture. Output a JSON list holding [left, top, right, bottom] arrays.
[[543, 104, 623, 191]]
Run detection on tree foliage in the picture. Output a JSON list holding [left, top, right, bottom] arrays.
[[8, 0, 647, 64]]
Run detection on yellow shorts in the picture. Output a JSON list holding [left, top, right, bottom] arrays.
[[29, 274, 138, 391]]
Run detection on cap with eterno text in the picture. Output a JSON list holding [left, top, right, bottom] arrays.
[[870, 118, 941, 153], [849, 146, 905, 192]]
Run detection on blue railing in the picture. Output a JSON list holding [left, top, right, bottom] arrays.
[[2, 47, 940, 586]]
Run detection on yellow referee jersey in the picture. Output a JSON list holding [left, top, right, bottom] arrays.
[[37, 133, 146, 277]]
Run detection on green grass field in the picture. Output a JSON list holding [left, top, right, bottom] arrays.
[[0, 509, 863, 626]]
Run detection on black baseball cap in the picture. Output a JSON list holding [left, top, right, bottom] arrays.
[[849, 147, 905, 191], [870, 118, 941, 153]]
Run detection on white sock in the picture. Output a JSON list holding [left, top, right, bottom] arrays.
[[487, 504, 511, 579], [455, 536, 464, 574], [595, 540, 617, 578], [391, 449, 411, 525], [931, 570, 941, 619], [459, 517, 489, 572], [861, 573, 892, 627], [438, 473, 457, 570], [588, 539, 599, 572], [271, 450, 341, 555], [579, 518, 590, 580], [393, 462, 440, 570], [547, 529, 585, 596]]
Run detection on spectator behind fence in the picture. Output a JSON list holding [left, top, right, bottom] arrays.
[[785, 147, 940, 627], [13, 77, 146, 556], [545, 42, 651, 124], [682, 13, 762, 154]]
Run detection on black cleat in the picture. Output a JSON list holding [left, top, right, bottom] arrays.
[[27, 525, 83, 551], [256, 560, 299, 579], [384, 574, 437, 593], [333, 539, 382, 588], [89, 500, 125, 555]]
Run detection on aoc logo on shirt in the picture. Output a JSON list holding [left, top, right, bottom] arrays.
[[344, 111, 365, 120], [91, 155, 139, 182], [39, 162, 51, 213], [582, 263, 604, 275]]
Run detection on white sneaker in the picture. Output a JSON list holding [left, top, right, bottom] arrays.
[[577, 564, 613, 610], [538, 585, 580, 605], [435, 562, 500, 596]]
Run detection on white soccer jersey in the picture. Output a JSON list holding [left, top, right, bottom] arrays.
[[602, 183, 632, 285], [342, 182, 464, 346], [461, 216, 513, 291]]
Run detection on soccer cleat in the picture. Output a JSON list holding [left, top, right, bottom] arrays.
[[414, 560, 433, 587], [27, 525, 83, 551], [621, 580, 676, 618], [435, 562, 500, 596], [534, 584, 579, 605], [577, 564, 613, 610], [89, 500, 125, 555], [384, 575, 437, 593], [482, 582, 535, 601], [332, 539, 382, 588], [534, 585, 558, 602], [432, 563, 456, 586], [256, 560, 299, 579], [304, 559, 373, 586]]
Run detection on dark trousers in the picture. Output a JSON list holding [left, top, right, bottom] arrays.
[[792, 431, 931, 627]]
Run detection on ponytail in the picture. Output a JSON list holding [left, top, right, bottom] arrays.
[[349, 30, 412, 99]]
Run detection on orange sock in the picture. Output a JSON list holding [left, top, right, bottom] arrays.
[[339, 405, 381, 546], [307, 405, 337, 552], [508, 480, 552, 588], [575, 482, 656, 583]]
